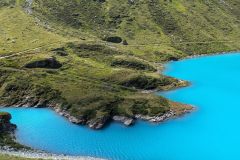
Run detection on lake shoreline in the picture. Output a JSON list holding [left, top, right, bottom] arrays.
[[0, 104, 194, 160], [184, 50, 240, 60], [2, 50, 238, 159], [0, 147, 105, 160], [159, 50, 240, 72], [0, 100, 194, 130]]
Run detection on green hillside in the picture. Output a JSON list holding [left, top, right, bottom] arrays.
[[0, 0, 239, 130], [31, 0, 240, 55]]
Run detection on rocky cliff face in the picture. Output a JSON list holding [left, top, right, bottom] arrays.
[[0, 112, 16, 133]]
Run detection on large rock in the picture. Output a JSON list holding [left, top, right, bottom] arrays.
[[135, 110, 175, 123], [24, 58, 62, 69], [0, 112, 16, 132], [112, 116, 135, 126], [103, 36, 122, 43], [87, 116, 110, 129], [68, 116, 86, 125]]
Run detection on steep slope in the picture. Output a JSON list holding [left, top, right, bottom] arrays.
[[31, 0, 240, 55]]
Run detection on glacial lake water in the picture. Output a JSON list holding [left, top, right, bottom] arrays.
[[2, 52, 240, 160]]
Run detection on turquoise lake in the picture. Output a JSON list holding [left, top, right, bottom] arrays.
[[2, 52, 240, 160]]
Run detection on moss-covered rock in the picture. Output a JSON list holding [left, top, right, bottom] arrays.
[[103, 36, 122, 43], [24, 58, 62, 69], [120, 75, 174, 90]]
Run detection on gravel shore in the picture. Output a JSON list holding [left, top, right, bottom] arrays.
[[0, 147, 105, 160]]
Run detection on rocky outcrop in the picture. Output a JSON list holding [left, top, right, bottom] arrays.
[[54, 107, 135, 129], [24, 58, 62, 69], [103, 36, 122, 43], [54, 107, 86, 125], [87, 116, 110, 129], [0, 112, 16, 133], [135, 111, 175, 123], [135, 109, 192, 123], [112, 116, 134, 126], [25, 0, 33, 14], [52, 47, 68, 56]]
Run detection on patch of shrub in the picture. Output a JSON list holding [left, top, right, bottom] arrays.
[[24, 58, 62, 69], [120, 75, 173, 90], [111, 58, 157, 71], [0, 0, 15, 7], [131, 101, 149, 115], [70, 43, 120, 61]]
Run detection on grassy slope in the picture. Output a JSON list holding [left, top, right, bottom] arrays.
[[0, 0, 190, 130], [0, 0, 238, 127], [0, 0, 238, 126], [0, 2, 66, 55], [31, 0, 240, 59]]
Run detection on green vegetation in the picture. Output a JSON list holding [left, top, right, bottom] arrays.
[[110, 56, 157, 71], [0, 133, 27, 150], [0, 42, 186, 127], [0, 0, 239, 129], [31, 0, 240, 56], [0, 3, 66, 55], [0, 0, 15, 7]]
